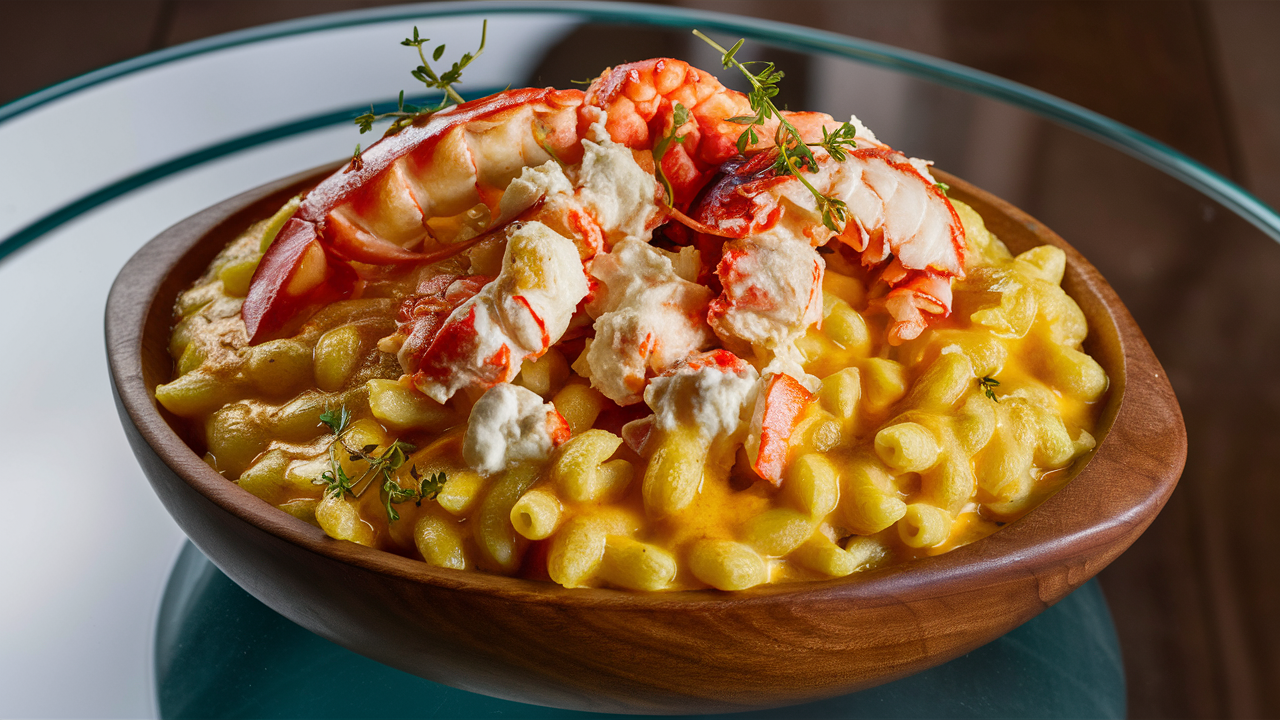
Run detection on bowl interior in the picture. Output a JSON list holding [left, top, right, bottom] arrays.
[[112, 163, 1181, 605]]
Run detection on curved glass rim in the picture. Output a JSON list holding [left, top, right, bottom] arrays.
[[3, 0, 1277, 252]]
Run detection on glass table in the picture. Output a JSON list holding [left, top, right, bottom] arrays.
[[2, 2, 1275, 717]]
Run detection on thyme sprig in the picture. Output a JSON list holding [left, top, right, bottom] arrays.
[[652, 102, 691, 206], [316, 463, 357, 500], [979, 376, 1001, 402], [351, 21, 488, 141], [310, 407, 448, 522], [693, 31, 860, 232], [318, 406, 352, 436], [382, 467, 450, 521]]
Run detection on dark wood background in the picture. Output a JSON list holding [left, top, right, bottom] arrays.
[[5, 1, 1277, 717]]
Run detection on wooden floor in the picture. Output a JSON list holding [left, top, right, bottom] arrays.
[[4, 1, 1278, 717]]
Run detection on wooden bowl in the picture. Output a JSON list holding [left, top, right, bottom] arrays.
[[106, 165, 1185, 715]]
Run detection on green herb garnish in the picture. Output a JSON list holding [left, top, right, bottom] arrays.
[[350, 20, 488, 154], [979, 376, 1001, 402], [315, 463, 356, 500], [311, 407, 443, 522], [411, 467, 449, 502], [934, 182, 950, 196], [381, 467, 450, 521], [652, 102, 691, 206], [693, 31, 859, 232], [318, 406, 351, 435]]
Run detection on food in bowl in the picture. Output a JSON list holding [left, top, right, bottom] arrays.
[[154, 37, 1107, 592]]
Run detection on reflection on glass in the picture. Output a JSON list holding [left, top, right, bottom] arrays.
[[156, 543, 1122, 719]]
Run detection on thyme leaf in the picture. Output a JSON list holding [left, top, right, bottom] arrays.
[[693, 30, 856, 233], [652, 102, 691, 206], [318, 406, 351, 436], [351, 20, 487, 141], [979, 376, 1001, 402], [314, 463, 356, 500]]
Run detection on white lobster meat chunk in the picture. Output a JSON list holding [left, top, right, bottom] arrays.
[[708, 234, 825, 363], [583, 238, 715, 405], [411, 221, 588, 403], [643, 350, 760, 442], [830, 149, 964, 278], [497, 120, 663, 259], [463, 383, 571, 476]]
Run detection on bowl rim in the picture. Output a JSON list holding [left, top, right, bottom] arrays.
[[106, 162, 1186, 611]]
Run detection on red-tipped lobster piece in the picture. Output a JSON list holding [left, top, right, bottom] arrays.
[[242, 218, 357, 341], [749, 372, 814, 485], [691, 141, 967, 345], [242, 88, 585, 343]]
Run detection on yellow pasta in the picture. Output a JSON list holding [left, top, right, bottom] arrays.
[[742, 508, 815, 557], [791, 535, 857, 578], [547, 510, 637, 588], [474, 466, 540, 573], [975, 412, 1036, 505], [366, 379, 456, 433], [316, 493, 375, 547], [547, 517, 606, 588], [843, 536, 891, 572], [642, 428, 705, 518], [552, 429, 625, 502], [904, 352, 974, 411], [600, 536, 677, 591], [236, 449, 291, 500], [245, 339, 312, 399], [414, 513, 469, 570], [155, 370, 236, 418], [314, 325, 364, 392], [898, 504, 952, 549], [782, 454, 839, 518], [551, 381, 607, 435], [837, 455, 908, 535], [435, 470, 486, 516], [825, 302, 872, 355], [860, 358, 908, 413], [818, 367, 862, 423], [516, 347, 569, 398], [1037, 342, 1108, 402], [874, 422, 941, 473], [205, 403, 269, 477], [510, 489, 562, 540], [688, 540, 768, 591]]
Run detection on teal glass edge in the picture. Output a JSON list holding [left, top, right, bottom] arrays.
[[0, 90, 455, 265], [2, 0, 1277, 264]]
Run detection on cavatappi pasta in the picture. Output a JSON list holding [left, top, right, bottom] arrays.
[[158, 191, 1106, 591]]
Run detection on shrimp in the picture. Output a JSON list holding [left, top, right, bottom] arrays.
[[692, 126, 966, 346]]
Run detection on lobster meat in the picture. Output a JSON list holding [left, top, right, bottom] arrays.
[[240, 56, 969, 414]]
